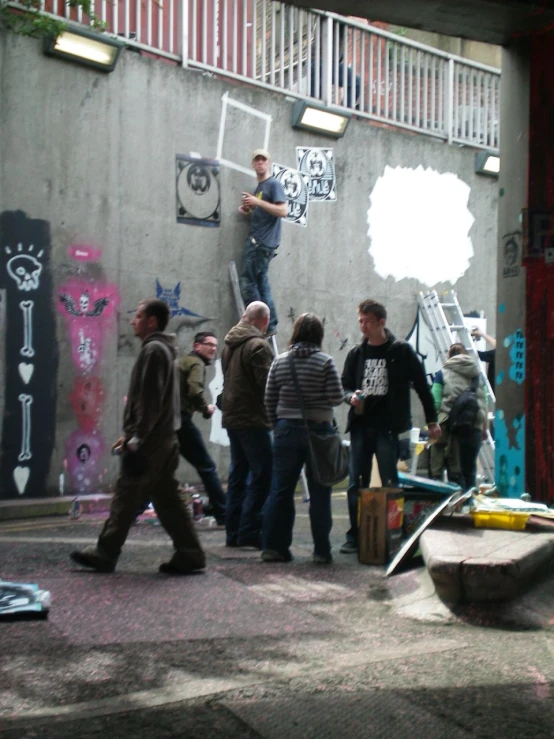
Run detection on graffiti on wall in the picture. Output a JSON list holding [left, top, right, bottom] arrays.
[[59, 248, 119, 494], [155, 280, 209, 324], [0, 210, 58, 498], [367, 166, 475, 285]]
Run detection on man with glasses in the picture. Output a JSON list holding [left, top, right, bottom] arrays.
[[178, 331, 226, 525], [238, 148, 287, 337]]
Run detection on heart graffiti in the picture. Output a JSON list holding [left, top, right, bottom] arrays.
[[13, 466, 30, 495], [18, 363, 34, 385]]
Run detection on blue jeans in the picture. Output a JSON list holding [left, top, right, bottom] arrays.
[[263, 419, 334, 559], [239, 236, 278, 332], [177, 413, 226, 522], [226, 427, 273, 545], [346, 425, 399, 545]]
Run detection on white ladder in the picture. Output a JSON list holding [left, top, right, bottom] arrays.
[[418, 289, 495, 482], [228, 262, 310, 500]]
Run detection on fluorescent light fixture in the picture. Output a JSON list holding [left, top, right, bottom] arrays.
[[475, 151, 500, 177], [43, 27, 123, 72], [291, 100, 351, 138]]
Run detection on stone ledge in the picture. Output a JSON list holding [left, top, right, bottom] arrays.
[[421, 522, 554, 603], [0, 494, 112, 521]]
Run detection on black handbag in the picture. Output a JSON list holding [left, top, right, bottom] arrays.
[[288, 353, 349, 487]]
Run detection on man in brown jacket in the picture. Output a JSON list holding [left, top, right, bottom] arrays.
[[70, 298, 205, 575], [221, 301, 273, 548]]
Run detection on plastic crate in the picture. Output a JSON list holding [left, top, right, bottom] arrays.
[[471, 511, 529, 531]]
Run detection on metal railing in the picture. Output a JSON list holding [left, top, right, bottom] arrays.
[[16, 0, 501, 152]]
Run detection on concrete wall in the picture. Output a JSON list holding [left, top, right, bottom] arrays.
[[0, 32, 498, 498]]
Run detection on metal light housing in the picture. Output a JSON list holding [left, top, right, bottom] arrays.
[[43, 26, 124, 73], [475, 151, 500, 177], [291, 100, 351, 139]]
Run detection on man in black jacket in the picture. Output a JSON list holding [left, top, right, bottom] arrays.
[[340, 299, 441, 553]]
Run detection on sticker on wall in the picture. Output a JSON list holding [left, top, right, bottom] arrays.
[[296, 147, 336, 202], [502, 231, 521, 279], [367, 166, 475, 285], [272, 163, 309, 227], [0, 210, 58, 499], [208, 359, 229, 447], [64, 430, 103, 495], [176, 155, 221, 227]]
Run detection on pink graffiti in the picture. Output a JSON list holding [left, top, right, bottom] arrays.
[[65, 430, 104, 494], [58, 279, 119, 375], [70, 377, 105, 433], [68, 244, 103, 262]]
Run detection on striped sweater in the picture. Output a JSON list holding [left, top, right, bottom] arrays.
[[265, 342, 344, 425]]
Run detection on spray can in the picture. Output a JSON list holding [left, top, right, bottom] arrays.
[[353, 390, 366, 415], [69, 497, 82, 520], [192, 493, 203, 521]]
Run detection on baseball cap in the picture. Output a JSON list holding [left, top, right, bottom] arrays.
[[252, 148, 271, 161]]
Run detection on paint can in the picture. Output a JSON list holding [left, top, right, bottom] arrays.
[[192, 494, 203, 521], [69, 497, 82, 520]]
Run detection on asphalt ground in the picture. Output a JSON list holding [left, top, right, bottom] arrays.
[[1, 492, 554, 738]]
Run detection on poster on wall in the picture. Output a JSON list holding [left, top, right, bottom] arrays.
[[296, 147, 337, 202], [272, 162, 309, 227], [176, 155, 221, 227]]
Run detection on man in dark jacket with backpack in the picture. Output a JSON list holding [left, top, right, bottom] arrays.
[[431, 343, 487, 491], [340, 299, 440, 553]]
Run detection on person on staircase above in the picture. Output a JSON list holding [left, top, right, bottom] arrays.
[[238, 149, 287, 338]]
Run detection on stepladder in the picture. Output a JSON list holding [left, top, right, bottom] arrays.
[[228, 261, 310, 500], [418, 289, 495, 483]]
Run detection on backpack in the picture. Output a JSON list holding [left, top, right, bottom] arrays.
[[448, 375, 480, 435]]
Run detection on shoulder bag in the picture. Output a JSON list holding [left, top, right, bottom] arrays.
[[288, 352, 349, 486]]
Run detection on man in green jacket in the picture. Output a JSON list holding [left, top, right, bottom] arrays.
[[178, 331, 226, 525]]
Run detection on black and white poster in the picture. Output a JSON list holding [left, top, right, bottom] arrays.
[[176, 155, 221, 227], [272, 163, 309, 228], [296, 147, 337, 202]]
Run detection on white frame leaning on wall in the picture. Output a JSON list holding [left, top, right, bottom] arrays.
[[11, 0, 500, 152]]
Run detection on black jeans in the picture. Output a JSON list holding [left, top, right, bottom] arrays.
[[346, 425, 399, 545], [456, 428, 482, 491], [177, 413, 226, 522]]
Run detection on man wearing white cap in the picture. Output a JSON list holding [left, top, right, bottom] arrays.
[[238, 149, 287, 337]]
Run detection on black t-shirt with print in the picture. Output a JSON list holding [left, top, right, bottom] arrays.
[[360, 341, 390, 428]]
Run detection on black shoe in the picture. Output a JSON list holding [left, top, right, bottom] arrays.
[[70, 550, 115, 573], [237, 537, 262, 550], [215, 519, 226, 527], [225, 540, 239, 548], [261, 549, 293, 562], [159, 562, 205, 575], [339, 541, 358, 554]]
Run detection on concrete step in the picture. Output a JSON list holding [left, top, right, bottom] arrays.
[[420, 517, 554, 603], [0, 494, 112, 522]]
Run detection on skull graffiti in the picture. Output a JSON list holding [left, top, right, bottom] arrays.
[[6, 255, 42, 291], [79, 292, 90, 313]]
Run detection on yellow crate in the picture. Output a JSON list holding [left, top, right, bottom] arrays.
[[471, 510, 530, 531]]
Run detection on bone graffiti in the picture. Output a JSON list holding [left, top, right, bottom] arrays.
[[0, 210, 58, 499]]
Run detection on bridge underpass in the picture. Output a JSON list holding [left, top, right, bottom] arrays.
[[287, 0, 554, 501]]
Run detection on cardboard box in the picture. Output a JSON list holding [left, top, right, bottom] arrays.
[[358, 488, 404, 565]]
